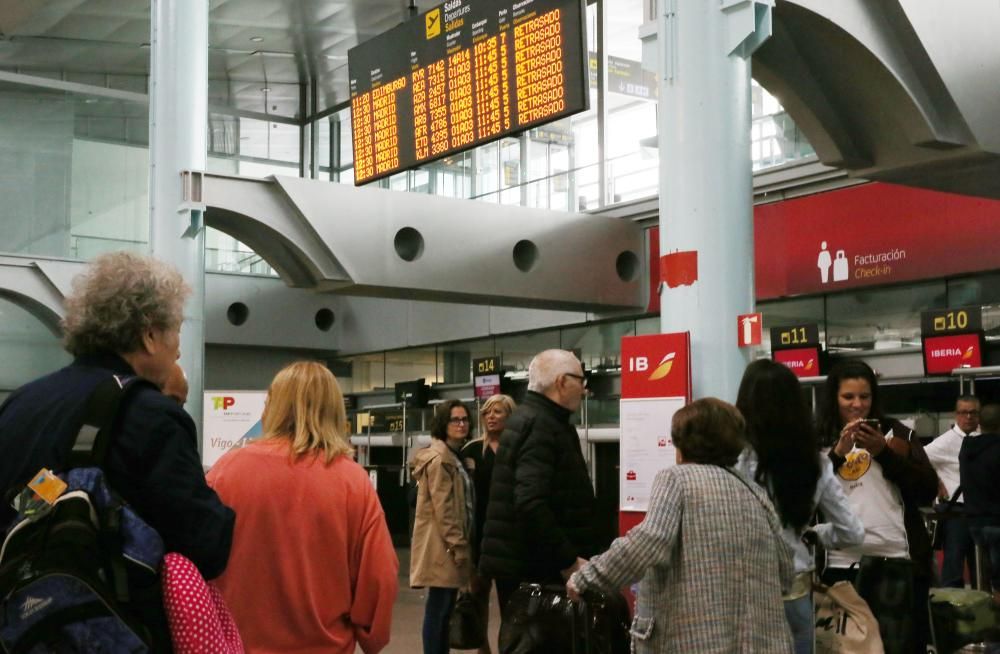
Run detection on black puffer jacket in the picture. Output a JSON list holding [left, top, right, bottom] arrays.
[[478, 391, 597, 582]]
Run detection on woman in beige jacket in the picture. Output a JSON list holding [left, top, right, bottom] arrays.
[[411, 399, 474, 654]]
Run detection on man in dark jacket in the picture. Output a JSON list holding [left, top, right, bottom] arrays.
[[479, 349, 597, 614], [959, 403, 1000, 607], [0, 252, 235, 649]]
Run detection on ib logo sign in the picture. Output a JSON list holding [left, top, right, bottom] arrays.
[[212, 396, 235, 411], [627, 353, 676, 381], [621, 333, 690, 399]]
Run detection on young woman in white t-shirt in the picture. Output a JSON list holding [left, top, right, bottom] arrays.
[[817, 360, 938, 654]]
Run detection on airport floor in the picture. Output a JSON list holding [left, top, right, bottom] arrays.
[[380, 547, 502, 654]]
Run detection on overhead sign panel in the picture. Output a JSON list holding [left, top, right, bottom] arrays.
[[348, 0, 588, 184]]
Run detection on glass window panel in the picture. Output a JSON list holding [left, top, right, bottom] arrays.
[[438, 338, 495, 384], [636, 316, 659, 335], [0, 298, 70, 397], [560, 320, 636, 370], [826, 282, 946, 351], [474, 142, 500, 197], [948, 273, 1000, 308], [204, 227, 276, 276], [238, 159, 300, 178], [750, 81, 815, 171], [1, 88, 154, 259], [336, 353, 386, 393], [605, 0, 658, 206], [948, 273, 1000, 339], [494, 330, 561, 372], [317, 118, 331, 171], [385, 347, 440, 386], [238, 117, 299, 164]]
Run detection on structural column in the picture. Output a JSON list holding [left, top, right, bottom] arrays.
[[149, 0, 209, 439], [657, 0, 772, 401]]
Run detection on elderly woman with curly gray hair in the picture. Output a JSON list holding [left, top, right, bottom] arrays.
[[0, 251, 235, 651], [567, 398, 794, 654]]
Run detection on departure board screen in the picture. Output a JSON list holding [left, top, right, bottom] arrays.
[[348, 0, 588, 184]]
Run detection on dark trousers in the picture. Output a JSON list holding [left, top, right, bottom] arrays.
[[940, 514, 977, 587], [423, 587, 457, 654], [495, 578, 521, 622], [822, 562, 929, 654], [970, 524, 1000, 592]]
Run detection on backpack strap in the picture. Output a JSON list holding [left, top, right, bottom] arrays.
[[64, 374, 149, 470]]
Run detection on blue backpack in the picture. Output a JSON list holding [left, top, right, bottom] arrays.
[[0, 376, 166, 653]]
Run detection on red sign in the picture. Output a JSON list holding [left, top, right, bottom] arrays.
[[620, 332, 691, 400], [774, 347, 822, 378], [737, 313, 762, 347], [923, 333, 983, 375], [754, 183, 1000, 299]]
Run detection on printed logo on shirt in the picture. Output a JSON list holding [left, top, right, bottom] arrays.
[[838, 449, 872, 482]]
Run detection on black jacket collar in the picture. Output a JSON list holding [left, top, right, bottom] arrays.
[[73, 351, 137, 377], [523, 390, 574, 423]]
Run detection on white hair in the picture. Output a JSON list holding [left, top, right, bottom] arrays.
[[527, 349, 581, 393]]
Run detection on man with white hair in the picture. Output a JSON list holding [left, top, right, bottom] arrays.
[[478, 349, 596, 619]]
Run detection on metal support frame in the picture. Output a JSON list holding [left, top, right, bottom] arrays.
[[596, 0, 607, 208], [656, 0, 773, 401], [149, 0, 209, 441]]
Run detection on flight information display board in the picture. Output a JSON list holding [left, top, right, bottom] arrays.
[[348, 0, 588, 185]]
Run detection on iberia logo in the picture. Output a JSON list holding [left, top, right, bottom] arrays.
[[963, 346, 975, 360], [804, 359, 815, 372], [837, 449, 872, 482], [648, 353, 676, 381]]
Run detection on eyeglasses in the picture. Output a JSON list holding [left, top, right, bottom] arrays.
[[448, 417, 471, 424], [956, 410, 980, 417], [564, 373, 588, 388]]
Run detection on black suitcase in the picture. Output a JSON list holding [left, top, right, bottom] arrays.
[[498, 583, 630, 654]]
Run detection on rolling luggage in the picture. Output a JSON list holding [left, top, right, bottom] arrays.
[[928, 587, 999, 653]]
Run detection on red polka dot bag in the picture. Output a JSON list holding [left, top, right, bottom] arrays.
[[161, 552, 244, 653]]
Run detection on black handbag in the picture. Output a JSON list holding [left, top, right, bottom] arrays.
[[498, 583, 630, 654], [449, 591, 485, 650]]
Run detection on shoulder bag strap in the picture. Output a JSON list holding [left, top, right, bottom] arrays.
[[65, 374, 149, 470]]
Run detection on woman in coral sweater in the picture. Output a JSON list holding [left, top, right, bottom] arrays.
[[207, 361, 399, 654]]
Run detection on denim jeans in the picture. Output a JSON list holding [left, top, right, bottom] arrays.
[[784, 594, 814, 654], [423, 587, 457, 654]]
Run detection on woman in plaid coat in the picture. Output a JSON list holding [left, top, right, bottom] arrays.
[[568, 398, 794, 653]]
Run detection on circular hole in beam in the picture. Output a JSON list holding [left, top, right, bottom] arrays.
[[227, 302, 249, 326], [315, 308, 335, 332], [394, 227, 425, 262], [615, 250, 640, 282], [512, 239, 539, 272]]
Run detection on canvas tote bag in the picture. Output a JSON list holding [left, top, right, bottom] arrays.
[[814, 580, 884, 654]]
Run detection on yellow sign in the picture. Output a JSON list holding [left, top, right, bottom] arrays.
[[425, 9, 441, 39]]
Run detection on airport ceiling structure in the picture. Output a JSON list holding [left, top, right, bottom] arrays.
[[3, 0, 1000, 199]]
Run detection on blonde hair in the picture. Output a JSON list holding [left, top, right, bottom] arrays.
[[480, 394, 515, 434], [62, 251, 190, 356], [263, 361, 354, 463]]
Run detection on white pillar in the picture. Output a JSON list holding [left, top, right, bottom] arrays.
[[149, 0, 208, 440], [657, 0, 772, 402]]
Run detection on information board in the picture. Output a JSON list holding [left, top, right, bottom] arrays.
[[473, 356, 502, 400], [348, 0, 588, 184]]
